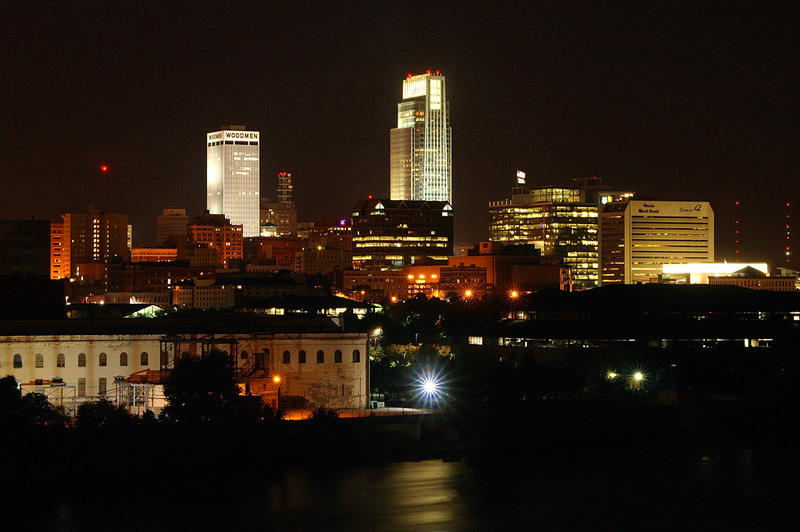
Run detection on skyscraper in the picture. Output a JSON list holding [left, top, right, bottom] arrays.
[[207, 125, 260, 237], [390, 71, 452, 204]]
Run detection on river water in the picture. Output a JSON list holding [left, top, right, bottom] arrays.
[[41, 449, 799, 531]]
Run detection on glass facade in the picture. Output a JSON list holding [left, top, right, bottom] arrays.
[[489, 187, 600, 289], [390, 73, 452, 205], [207, 128, 260, 237]]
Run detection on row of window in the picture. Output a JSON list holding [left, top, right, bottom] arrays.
[[6, 348, 363, 369], [282, 349, 361, 364], [8, 352, 149, 369]]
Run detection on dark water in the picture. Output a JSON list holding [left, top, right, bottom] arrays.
[[24, 450, 800, 531]]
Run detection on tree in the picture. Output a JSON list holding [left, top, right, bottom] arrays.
[[76, 398, 137, 430], [162, 349, 240, 423]]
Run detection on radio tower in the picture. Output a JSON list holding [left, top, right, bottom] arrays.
[[785, 202, 791, 265]]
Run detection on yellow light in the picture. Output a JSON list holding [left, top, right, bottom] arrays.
[[634, 372, 644, 381], [273, 375, 281, 384], [510, 290, 518, 298], [608, 372, 618, 379]]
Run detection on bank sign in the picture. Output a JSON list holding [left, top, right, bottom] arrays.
[[208, 130, 259, 142], [633, 201, 710, 216]]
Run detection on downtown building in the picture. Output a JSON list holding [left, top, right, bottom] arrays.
[[51, 205, 131, 280], [489, 175, 635, 290], [351, 198, 453, 269], [600, 200, 714, 284], [390, 71, 452, 204], [207, 125, 260, 237]]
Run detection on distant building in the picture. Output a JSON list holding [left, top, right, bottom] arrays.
[[260, 201, 297, 237], [450, 242, 570, 294], [341, 269, 408, 303], [660, 263, 768, 285], [187, 211, 243, 269], [600, 200, 714, 285], [172, 278, 235, 309], [707, 266, 795, 292], [50, 222, 68, 280], [244, 236, 303, 268], [54, 205, 131, 279], [0, 219, 50, 276], [156, 208, 189, 246], [390, 71, 452, 205], [295, 247, 353, 275], [207, 125, 260, 237], [277, 171, 295, 208], [489, 178, 628, 290], [351, 198, 454, 269], [130, 248, 178, 263]]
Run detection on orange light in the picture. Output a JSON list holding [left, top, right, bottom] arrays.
[[273, 375, 281, 384]]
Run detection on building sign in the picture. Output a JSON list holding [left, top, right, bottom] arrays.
[[632, 201, 711, 217], [516, 170, 526, 185], [207, 131, 259, 142]]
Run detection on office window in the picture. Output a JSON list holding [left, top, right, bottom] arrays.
[[316, 350, 324, 363], [334, 350, 342, 363], [99, 352, 107, 367], [283, 350, 291, 364], [141, 352, 149, 365], [120, 352, 128, 366], [298, 350, 306, 364], [78, 353, 86, 367], [13, 354, 22, 368], [78, 378, 86, 397], [352, 349, 361, 363], [35, 353, 44, 368], [57, 353, 65, 367]]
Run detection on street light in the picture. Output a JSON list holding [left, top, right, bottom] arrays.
[[273, 374, 281, 410]]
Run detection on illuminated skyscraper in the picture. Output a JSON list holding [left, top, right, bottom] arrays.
[[207, 125, 260, 237], [390, 71, 452, 204]]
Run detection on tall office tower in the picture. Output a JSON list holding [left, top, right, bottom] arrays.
[[156, 207, 189, 246], [390, 71, 452, 204], [277, 172, 294, 208], [55, 205, 131, 279], [207, 125, 260, 237]]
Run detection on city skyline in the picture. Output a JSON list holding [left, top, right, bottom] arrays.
[[2, 2, 798, 267]]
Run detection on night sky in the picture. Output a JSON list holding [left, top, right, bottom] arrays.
[[2, 1, 798, 267]]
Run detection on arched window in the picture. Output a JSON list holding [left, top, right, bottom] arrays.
[[352, 349, 361, 363], [99, 352, 107, 367], [282, 350, 291, 364], [298, 350, 306, 364], [240, 350, 249, 359], [316, 350, 324, 363], [57, 353, 65, 368], [13, 354, 22, 368], [120, 352, 128, 366], [141, 352, 149, 365], [78, 353, 86, 367], [35, 353, 44, 368], [334, 350, 342, 363]]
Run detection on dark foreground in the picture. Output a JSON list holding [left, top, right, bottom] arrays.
[[2, 399, 799, 531]]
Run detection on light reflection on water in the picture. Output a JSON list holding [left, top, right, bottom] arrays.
[[267, 461, 482, 531]]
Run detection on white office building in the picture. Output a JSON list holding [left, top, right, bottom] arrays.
[[390, 72, 452, 204], [601, 200, 715, 284], [207, 125, 260, 237]]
